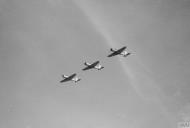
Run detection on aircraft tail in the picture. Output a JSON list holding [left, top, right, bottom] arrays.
[[124, 52, 131, 57], [75, 78, 81, 83], [77, 78, 81, 82], [98, 66, 104, 70], [110, 48, 114, 52]]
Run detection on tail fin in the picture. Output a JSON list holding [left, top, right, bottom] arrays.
[[110, 48, 114, 52]]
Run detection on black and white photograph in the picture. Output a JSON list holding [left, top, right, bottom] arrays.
[[0, 0, 190, 128]]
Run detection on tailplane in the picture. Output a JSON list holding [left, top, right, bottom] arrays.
[[74, 78, 81, 83], [124, 52, 131, 57]]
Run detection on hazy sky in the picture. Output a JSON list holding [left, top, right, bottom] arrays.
[[0, 0, 190, 128]]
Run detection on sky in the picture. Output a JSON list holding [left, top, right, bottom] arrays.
[[0, 0, 190, 128]]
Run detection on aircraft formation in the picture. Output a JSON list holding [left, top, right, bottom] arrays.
[[60, 46, 131, 83]]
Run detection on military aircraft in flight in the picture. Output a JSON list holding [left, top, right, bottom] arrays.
[[82, 61, 104, 71], [107, 46, 131, 57], [60, 73, 81, 83]]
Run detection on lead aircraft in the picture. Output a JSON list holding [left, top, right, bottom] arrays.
[[60, 73, 81, 83], [107, 46, 131, 57], [82, 61, 104, 71]]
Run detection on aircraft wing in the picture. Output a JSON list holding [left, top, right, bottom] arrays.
[[60, 78, 70, 83], [91, 61, 99, 67], [82, 66, 92, 71], [107, 52, 117, 57], [117, 46, 127, 53]]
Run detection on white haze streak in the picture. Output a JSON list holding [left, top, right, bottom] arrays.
[[73, 0, 152, 99], [73, 0, 174, 126]]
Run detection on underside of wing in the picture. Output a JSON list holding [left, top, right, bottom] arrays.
[[92, 61, 99, 66], [108, 52, 117, 57], [60, 78, 70, 83], [82, 66, 92, 71], [118, 47, 127, 53]]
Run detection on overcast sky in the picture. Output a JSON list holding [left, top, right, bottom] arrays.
[[0, 0, 190, 128]]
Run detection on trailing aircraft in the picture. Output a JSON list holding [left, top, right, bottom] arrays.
[[60, 73, 81, 83], [107, 46, 131, 57], [82, 61, 104, 71]]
